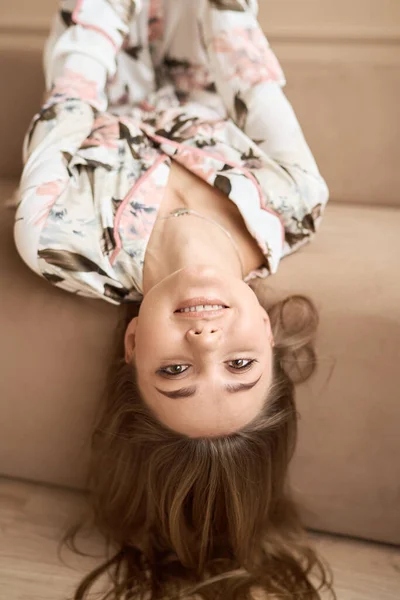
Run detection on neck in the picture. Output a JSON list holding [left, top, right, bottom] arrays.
[[142, 213, 243, 294]]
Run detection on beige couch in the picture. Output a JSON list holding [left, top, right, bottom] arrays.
[[1, 36, 399, 547], [2, 186, 400, 546]]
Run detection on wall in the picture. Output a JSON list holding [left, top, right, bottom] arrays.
[[0, 0, 399, 205]]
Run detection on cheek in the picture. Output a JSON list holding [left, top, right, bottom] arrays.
[[136, 313, 175, 363], [238, 310, 265, 333], [237, 313, 270, 349]]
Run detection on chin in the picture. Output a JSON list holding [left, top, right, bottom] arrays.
[[179, 264, 225, 279], [179, 265, 245, 287]]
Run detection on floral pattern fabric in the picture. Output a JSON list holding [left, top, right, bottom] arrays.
[[14, 0, 329, 305]]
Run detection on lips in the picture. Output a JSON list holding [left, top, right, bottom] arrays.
[[174, 297, 229, 312], [174, 307, 228, 320], [174, 297, 230, 320]]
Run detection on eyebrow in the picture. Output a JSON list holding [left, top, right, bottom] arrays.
[[154, 375, 262, 399]]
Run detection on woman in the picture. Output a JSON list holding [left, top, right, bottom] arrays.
[[14, 0, 334, 598]]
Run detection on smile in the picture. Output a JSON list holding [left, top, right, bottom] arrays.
[[174, 297, 230, 319], [174, 296, 229, 312], [176, 304, 225, 313]]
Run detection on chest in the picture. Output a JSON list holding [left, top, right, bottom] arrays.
[[157, 160, 266, 274]]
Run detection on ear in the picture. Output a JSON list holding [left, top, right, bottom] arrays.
[[259, 305, 275, 347], [124, 316, 138, 364]]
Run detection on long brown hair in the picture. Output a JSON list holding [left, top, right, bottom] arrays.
[[67, 289, 336, 600]]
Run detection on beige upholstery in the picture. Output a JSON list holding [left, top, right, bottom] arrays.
[[2, 45, 400, 209], [1, 182, 399, 545], [0, 51, 44, 179]]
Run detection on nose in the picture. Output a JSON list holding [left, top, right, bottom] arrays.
[[186, 324, 222, 349]]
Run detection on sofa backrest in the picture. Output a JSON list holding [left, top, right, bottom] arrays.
[[0, 0, 399, 207]]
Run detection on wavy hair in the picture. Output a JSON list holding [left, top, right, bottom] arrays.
[[66, 289, 336, 600]]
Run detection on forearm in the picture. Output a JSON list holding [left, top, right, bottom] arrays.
[[202, 0, 328, 239], [43, 0, 134, 112], [16, 1, 136, 272], [22, 0, 135, 168]]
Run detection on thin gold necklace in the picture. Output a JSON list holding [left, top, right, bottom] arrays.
[[158, 208, 245, 278]]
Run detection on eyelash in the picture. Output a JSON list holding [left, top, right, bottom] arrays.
[[157, 359, 257, 377]]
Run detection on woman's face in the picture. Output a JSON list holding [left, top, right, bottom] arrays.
[[125, 266, 274, 437]]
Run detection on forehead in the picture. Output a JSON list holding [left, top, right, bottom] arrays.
[[149, 388, 267, 436], [138, 368, 273, 436]]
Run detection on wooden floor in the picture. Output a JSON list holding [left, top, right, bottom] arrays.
[[0, 477, 399, 600]]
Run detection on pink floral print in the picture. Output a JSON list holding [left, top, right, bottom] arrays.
[[212, 27, 284, 86], [174, 148, 217, 181], [81, 113, 120, 150], [118, 166, 165, 244], [15, 0, 328, 305], [170, 64, 215, 94], [34, 180, 65, 226], [51, 69, 98, 102], [179, 119, 226, 139]]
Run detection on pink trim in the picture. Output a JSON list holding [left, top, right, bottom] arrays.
[[72, 0, 84, 20], [109, 155, 168, 265], [72, 0, 119, 52], [142, 126, 285, 243]]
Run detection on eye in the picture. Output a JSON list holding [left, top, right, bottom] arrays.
[[158, 364, 190, 376], [228, 359, 256, 371]]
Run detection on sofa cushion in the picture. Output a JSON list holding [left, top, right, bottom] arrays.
[[1, 186, 399, 545]]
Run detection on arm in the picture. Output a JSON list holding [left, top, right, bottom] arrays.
[[41, 0, 137, 114], [25, 0, 135, 161], [201, 0, 329, 254], [15, 0, 135, 275]]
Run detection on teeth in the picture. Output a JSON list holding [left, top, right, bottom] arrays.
[[178, 304, 225, 313]]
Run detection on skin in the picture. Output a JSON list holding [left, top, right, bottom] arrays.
[[124, 161, 274, 437]]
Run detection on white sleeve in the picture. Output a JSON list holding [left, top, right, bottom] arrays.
[[14, 0, 137, 275]]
